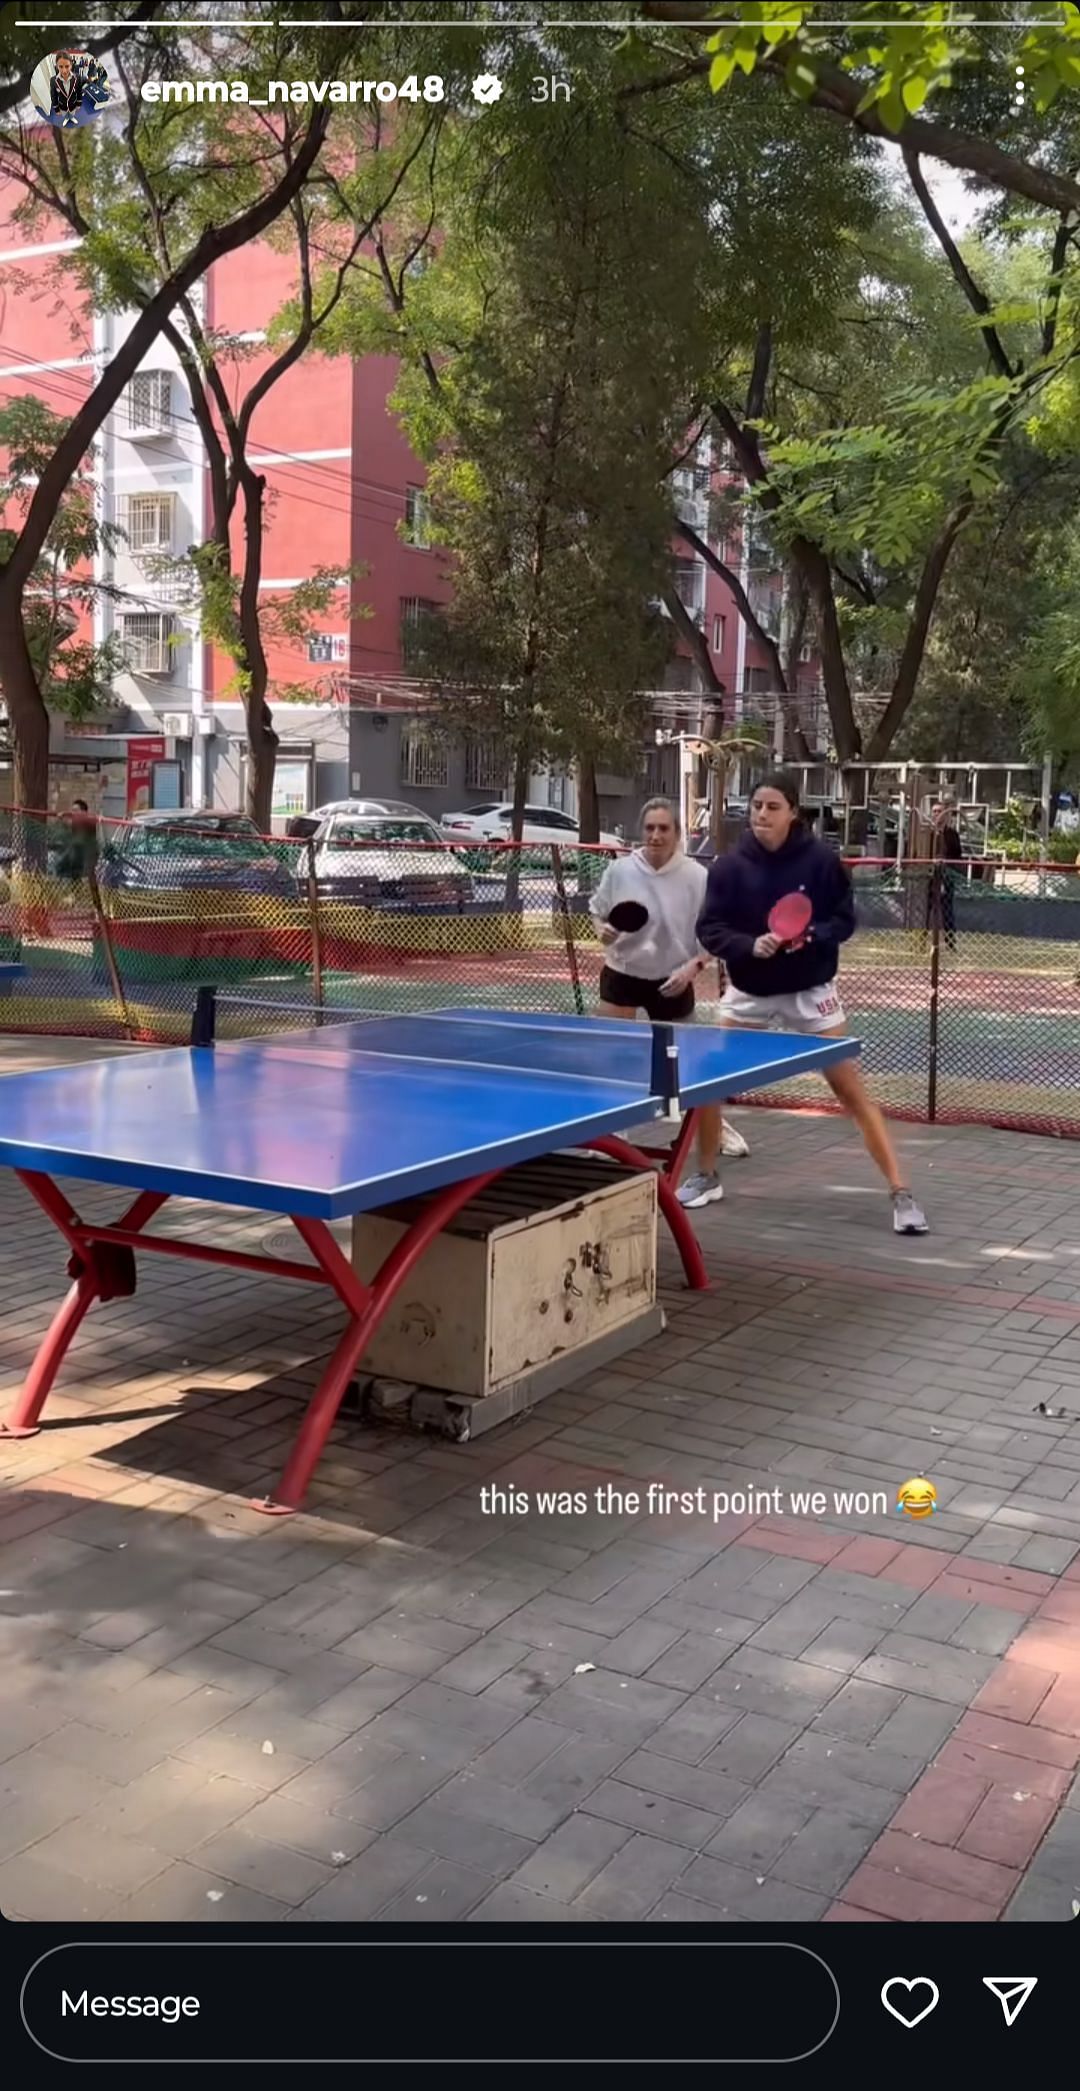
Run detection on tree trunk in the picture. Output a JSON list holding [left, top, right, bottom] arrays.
[[795, 538, 861, 763], [238, 467, 279, 832], [577, 756, 600, 844], [0, 601, 50, 856], [865, 504, 971, 765], [661, 583, 723, 695], [710, 401, 860, 765], [244, 695, 279, 833], [504, 741, 530, 909], [2, 113, 331, 603]]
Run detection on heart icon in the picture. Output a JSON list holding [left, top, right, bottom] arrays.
[[881, 1977, 940, 2029]]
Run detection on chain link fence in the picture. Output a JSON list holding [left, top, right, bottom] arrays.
[[1, 811, 1077, 1137]]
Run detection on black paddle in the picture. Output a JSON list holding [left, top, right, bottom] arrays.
[[606, 900, 649, 933]]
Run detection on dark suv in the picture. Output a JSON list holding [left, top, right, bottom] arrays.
[[96, 811, 301, 982], [99, 812, 296, 905]]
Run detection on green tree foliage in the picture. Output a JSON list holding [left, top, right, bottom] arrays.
[[1019, 517, 1080, 791], [686, 0, 1080, 209], [0, 399, 127, 723], [636, 23, 1080, 765], [329, 38, 730, 843], [896, 442, 1080, 766], [0, 10, 357, 809]]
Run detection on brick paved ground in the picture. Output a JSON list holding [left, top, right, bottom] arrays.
[[2, 1046, 1080, 1923]]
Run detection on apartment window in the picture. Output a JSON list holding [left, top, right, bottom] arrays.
[[142, 560, 192, 607], [673, 558, 704, 622], [404, 485, 432, 548], [465, 736, 506, 792], [746, 518, 774, 568], [124, 492, 175, 553], [400, 721, 448, 789], [747, 577, 782, 641], [126, 370, 173, 434], [400, 594, 438, 667], [121, 611, 174, 675], [712, 614, 726, 655]]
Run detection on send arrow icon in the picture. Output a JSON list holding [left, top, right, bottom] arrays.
[[982, 1977, 1038, 2027]]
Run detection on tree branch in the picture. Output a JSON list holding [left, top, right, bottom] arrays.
[[902, 147, 1015, 379], [236, 114, 439, 448], [661, 583, 724, 696], [832, 561, 877, 608], [709, 397, 859, 756], [1, 105, 332, 598], [676, 516, 788, 691], [159, 312, 230, 548], [1043, 212, 1072, 358], [866, 501, 972, 763], [629, 13, 1080, 216], [745, 321, 772, 422], [375, 229, 444, 402]]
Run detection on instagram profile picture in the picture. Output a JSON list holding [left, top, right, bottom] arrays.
[[30, 50, 112, 130]]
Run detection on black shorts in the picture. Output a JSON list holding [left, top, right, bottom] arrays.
[[599, 965, 695, 1022]]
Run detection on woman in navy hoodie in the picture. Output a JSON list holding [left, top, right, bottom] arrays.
[[695, 772, 927, 1236]]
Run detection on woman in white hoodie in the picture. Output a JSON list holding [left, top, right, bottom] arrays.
[[588, 797, 748, 1206]]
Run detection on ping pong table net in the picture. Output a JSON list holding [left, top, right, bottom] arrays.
[[190, 988, 685, 1108]]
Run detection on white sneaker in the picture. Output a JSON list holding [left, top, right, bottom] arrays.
[[720, 1122, 750, 1159], [676, 1170, 724, 1209], [892, 1190, 928, 1235]]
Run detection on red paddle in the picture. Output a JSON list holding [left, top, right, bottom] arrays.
[[606, 900, 649, 933], [767, 891, 813, 948]]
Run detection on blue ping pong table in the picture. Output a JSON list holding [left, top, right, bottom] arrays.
[[0, 999, 857, 1513]]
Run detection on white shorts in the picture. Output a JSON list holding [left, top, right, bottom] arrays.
[[719, 980, 845, 1035]]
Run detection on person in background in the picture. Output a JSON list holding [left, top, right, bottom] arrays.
[[696, 771, 928, 1236], [56, 798, 98, 882], [926, 797, 963, 950], [589, 796, 750, 1209]]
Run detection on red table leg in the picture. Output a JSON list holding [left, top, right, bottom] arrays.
[[3, 1136, 703, 1511], [2, 1273, 99, 1437], [1, 1175, 169, 1439], [580, 1121, 710, 1291], [259, 1169, 502, 1514]]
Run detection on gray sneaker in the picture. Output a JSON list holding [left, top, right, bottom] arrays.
[[892, 1190, 928, 1235], [677, 1170, 724, 1209]]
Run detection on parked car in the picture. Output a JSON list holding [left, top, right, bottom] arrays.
[[438, 803, 622, 850], [98, 812, 297, 908], [93, 811, 303, 984], [297, 800, 473, 908]]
